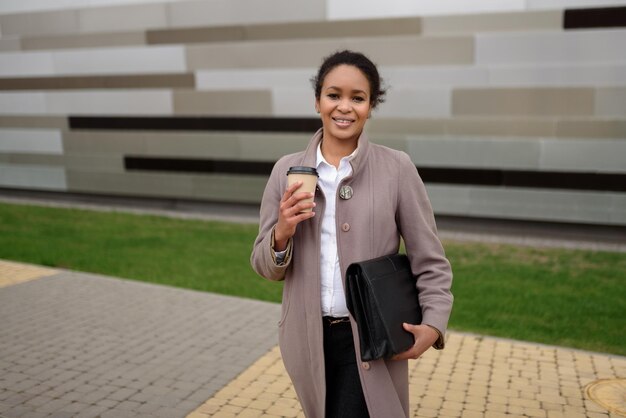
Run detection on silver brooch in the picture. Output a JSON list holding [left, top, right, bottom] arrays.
[[339, 185, 353, 200]]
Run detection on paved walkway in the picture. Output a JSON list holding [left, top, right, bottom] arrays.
[[1, 260, 625, 418]]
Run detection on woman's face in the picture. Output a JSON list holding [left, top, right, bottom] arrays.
[[315, 64, 372, 145]]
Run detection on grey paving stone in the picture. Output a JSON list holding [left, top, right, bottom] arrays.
[[116, 399, 142, 411], [95, 399, 118, 409], [34, 398, 72, 414], [46, 411, 76, 418], [100, 409, 138, 418], [56, 401, 92, 414], [24, 394, 55, 408], [0, 270, 280, 417], [107, 387, 138, 402], [0, 400, 11, 413], [73, 404, 110, 418], [2, 405, 36, 418]]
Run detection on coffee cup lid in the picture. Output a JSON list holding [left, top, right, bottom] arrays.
[[287, 166, 318, 177]]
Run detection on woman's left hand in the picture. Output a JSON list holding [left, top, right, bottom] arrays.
[[391, 323, 439, 360]]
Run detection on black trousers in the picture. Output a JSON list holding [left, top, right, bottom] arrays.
[[323, 317, 370, 418]]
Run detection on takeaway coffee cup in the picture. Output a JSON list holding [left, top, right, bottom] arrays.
[[287, 166, 318, 213]]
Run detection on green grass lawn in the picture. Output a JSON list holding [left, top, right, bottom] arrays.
[[1, 202, 624, 356]]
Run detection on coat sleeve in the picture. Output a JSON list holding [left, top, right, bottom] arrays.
[[250, 158, 293, 281], [395, 152, 453, 349]]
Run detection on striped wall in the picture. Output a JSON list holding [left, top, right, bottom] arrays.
[[0, 1, 625, 226]]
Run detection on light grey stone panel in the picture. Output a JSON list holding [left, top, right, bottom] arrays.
[[0, 116, 68, 129], [22, 31, 146, 51], [168, 0, 325, 28], [244, 16, 422, 40], [150, 17, 421, 44], [62, 153, 125, 172], [0, 51, 54, 77], [187, 39, 346, 70], [404, 135, 542, 170], [489, 63, 626, 87], [467, 186, 620, 225], [424, 184, 472, 215], [476, 29, 626, 65], [196, 68, 314, 91], [326, 0, 525, 20], [187, 35, 473, 69], [45, 90, 173, 115], [238, 133, 310, 161], [422, 9, 561, 34], [66, 170, 195, 198], [52, 45, 186, 76], [539, 138, 626, 173], [426, 184, 623, 225], [556, 119, 626, 139], [143, 131, 310, 162], [377, 88, 451, 118], [368, 135, 409, 153], [595, 87, 626, 118], [0, 92, 47, 115], [381, 65, 488, 88], [77, 3, 168, 33], [0, 153, 64, 166], [610, 194, 626, 224], [0, 163, 66, 190], [366, 118, 446, 135], [192, 174, 268, 204], [446, 117, 556, 137], [452, 87, 594, 116], [345, 36, 474, 66], [142, 132, 241, 159], [172, 90, 272, 116], [63, 131, 148, 154], [272, 87, 317, 117], [0, 37, 20, 51], [0, 9, 79, 37], [0, 128, 63, 154]]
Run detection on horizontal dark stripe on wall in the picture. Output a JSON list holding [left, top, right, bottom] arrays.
[[124, 156, 626, 192], [0, 74, 195, 91], [564, 6, 626, 29], [69, 116, 322, 133], [418, 167, 626, 192]]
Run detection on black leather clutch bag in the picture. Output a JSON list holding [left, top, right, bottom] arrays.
[[345, 253, 422, 361]]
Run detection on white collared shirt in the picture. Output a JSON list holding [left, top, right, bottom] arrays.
[[316, 143, 355, 317]]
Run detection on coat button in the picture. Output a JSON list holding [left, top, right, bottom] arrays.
[[361, 362, 370, 370], [341, 223, 350, 232]]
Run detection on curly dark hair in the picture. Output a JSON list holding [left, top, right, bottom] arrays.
[[311, 50, 387, 109]]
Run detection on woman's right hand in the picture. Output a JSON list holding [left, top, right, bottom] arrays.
[[274, 181, 316, 251]]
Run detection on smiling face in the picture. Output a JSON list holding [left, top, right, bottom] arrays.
[[315, 64, 372, 146]]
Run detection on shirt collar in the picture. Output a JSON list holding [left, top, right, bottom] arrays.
[[316, 141, 359, 169]]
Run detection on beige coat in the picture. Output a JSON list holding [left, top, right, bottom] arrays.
[[251, 129, 453, 418]]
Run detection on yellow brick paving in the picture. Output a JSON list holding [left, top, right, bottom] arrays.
[[189, 333, 626, 418], [0, 259, 58, 288]]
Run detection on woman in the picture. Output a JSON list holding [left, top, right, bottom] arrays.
[[251, 50, 453, 418]]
